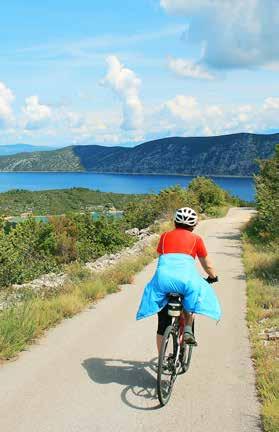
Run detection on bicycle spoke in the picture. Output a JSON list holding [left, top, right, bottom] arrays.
[[157, 326, 178, 406]]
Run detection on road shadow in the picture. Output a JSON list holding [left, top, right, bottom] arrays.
[[215, 232, 240, 241], [214, 251, 242, 258], [82, 357, 161, 410], [242, 413, 263, 431]]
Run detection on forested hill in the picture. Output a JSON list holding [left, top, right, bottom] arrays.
[[0, 133, 277, 176]]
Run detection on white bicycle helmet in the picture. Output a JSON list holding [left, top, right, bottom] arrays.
[[174, 207, 198, 226]]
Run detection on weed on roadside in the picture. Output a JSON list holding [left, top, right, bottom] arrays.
[[243, 235, 279, 432], [0, 241, 157, 360]]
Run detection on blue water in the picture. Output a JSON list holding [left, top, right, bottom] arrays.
[[0, 172, 255, 201], [7, 211, 123, 224]]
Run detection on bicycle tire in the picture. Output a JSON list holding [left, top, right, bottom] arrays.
[[179, 319, 195, 374], [179, 344, 193, 374], [157, 325, 178, 406]]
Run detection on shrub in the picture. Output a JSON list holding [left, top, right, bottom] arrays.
[[188, 177, 227, 213], [0, 219, 57, 287], [253, 145, 279, 241], [156, 186, 200, 218], [124, 195, 160, 229], [49, 215, 79, 263], [123, 185, 200, 229], [0, 214, 133, 288]]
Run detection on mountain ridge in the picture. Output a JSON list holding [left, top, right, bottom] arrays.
[[0, 133, 278, 176], [0, 144, 58, 156]]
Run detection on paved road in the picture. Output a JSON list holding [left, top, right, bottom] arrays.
[[0, 208, 261, 432]]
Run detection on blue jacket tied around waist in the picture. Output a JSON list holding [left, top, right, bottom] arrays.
[[136, 254, 221, 321]]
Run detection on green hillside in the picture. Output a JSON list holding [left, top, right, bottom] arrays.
[[0, 133, 277, 176], [0, 146, 82, 171], [0, 188, 145, 216]]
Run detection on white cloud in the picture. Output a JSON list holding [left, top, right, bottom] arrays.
[[265, 62, 279, 72], [162, 94, 279, 137], [101, 55, 143, 130], [263, 97, 279, 110], [22, 96, 52, 130], [168, 57, 214, 80], [235, 105, 253, 123], [3, 86, 278, 145], [161, 0, 226, 16], [205, 105, 224, 118], [165, 95, 200, 121], [66, 111, 107, 141], [0, 82, 14, 126], [160, 0, 279, 70]]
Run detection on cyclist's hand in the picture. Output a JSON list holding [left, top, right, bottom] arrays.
[[206, 275, 218, 284]]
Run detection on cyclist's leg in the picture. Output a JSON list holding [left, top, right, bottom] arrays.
[[184, 311, 194, 326], [157, 305, 172, 353], [183, 311, 197, 345]]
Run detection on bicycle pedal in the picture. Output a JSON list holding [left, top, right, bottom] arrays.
[[184, 336, 198, 346]]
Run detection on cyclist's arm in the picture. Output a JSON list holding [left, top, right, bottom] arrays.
[[157, 232, 166, 255], [198, 256, 217, 279]]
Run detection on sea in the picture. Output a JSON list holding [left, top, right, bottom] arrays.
[[0, 172, 255, 202]]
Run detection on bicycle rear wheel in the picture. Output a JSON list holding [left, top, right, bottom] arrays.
[[157, 325, 178, 406], [179, 319, 195, 374], [179, 344, 193, 374]]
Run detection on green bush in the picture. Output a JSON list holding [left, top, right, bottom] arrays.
[[188, 177, 227, 213], [253, 145, 279, 241], [123, 185, 201, 229], [0, 219, 57, 286], [123, 180, 236, 229], [156, 186, 200, 218], [0, 214, 133, 288], [124, 195, 160, 229]]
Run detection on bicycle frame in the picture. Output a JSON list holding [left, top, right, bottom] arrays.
[[170, 313, 186, 370]]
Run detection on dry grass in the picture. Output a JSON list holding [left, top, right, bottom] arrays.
[[0, 238, 157, 360], [243, 236, 279, 432]]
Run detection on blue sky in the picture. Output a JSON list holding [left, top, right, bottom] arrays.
[[0, 0, 278, 146]]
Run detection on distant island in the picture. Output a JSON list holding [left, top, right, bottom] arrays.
[[0, 133, 277, 176], [0, 144, 58, 156]]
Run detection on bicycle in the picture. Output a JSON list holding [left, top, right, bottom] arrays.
[[157, 293, 195, 406]]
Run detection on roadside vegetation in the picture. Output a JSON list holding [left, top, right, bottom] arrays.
[[0, 177, 245, 288], [0, 215, 133, 287], [0, 241, 157, 359], [124, 177, 245, 229], [0, 176, 246, 360], [242, 145, 279, 432]]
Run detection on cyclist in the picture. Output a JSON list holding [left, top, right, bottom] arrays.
[[136, 207, 221, 352]]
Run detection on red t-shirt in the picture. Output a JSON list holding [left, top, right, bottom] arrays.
[[157, 228, 207, 259]]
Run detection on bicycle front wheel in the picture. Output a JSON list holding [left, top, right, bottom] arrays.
[[157, 325, 178, 406]]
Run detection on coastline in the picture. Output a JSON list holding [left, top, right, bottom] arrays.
[[0, 170, 254, 179]]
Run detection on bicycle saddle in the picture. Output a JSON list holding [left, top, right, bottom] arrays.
[[168, 292, 184, 300], [167, 293, 183, 317]]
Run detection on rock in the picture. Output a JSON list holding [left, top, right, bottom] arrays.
[[139, 227, 150, 235], [259, 327, 279, 341], [5, 231, 159, 310], [85, 233, 159, 274], [125, 228, 140, 236], [267, 330, 279, 341]]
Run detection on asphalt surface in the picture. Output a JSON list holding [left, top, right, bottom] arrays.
[[0, 208, 261, 432]]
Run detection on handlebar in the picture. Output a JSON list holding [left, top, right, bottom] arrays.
[[205, 276, 219, 284]]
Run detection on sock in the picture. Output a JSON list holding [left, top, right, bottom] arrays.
[[184, 325, 193, 334]]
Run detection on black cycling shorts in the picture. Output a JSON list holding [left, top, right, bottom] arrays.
[[157, 305, 172, 336]]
